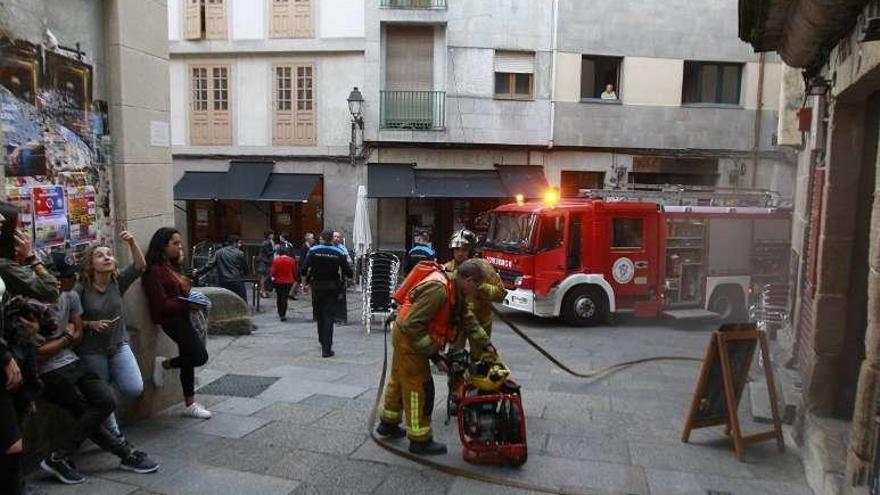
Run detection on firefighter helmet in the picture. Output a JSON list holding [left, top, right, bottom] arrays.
[[468, 354, 511, 392], [449, 229, 477, 249]]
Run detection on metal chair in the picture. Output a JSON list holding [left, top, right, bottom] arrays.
[[362, 252, 400, 334]]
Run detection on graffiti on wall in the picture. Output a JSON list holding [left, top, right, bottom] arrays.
[[0, 36, 111, 256]]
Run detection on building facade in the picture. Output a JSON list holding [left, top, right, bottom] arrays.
[[740, 1, 880, 494], [167, 0, 365, 251], [362, 0, 791, 261]]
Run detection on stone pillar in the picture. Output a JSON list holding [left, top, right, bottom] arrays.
[[104, 0, 181, 418], [846, 104, 880, 492], [805, 102, 865, 415]]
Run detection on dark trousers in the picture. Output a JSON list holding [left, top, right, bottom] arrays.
[[40, 363, 128, 459], [0, 389, 22, 453], [160, 318, 209, 398], [220, 280, 248, 303], [275, 284, 292, 318], [334, 288, 348, 324], [312, 289, 339, 353]]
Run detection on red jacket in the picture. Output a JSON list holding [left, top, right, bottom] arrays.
[[271, 255, 296, 285], [142, 263, 191, 324]]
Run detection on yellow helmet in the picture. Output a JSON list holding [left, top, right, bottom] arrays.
[[468, 354, 511, 392]]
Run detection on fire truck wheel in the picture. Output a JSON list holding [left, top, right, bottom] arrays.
[[561, 285, 608, 327], [709, 286, 746, 322]]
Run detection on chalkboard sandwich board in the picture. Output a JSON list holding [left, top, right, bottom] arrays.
[[681, 323, 784, 461]]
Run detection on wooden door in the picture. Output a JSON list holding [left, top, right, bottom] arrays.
[[273, 65, 295, 145], [294, 65, 315, 145], [190, 66, 211, 144], [204, 0, 227, 40], [211, 66, 231, 144]]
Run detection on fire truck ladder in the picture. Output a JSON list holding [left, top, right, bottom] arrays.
[[578, 184, 787, 208]]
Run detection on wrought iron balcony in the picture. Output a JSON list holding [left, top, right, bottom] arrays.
[[380, 0, 447, 9], [380, 90, 446, 130]]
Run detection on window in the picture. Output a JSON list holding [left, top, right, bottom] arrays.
[[273, 64, 316, 146], [682, 61, 743, 105], [612, 218, 643, 250], [561, 171, 606, 198], [581, 55, 622, 100], [190, 64, 231, 145], [184, 0, 227, 41], [538, 215, 564, 251], [494, 51, 535, 100], [270, 0, 314, 39]]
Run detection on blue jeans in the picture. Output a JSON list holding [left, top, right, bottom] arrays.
[[78, 343, 144, 437]]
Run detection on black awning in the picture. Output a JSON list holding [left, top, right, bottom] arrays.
[[496, 165, 549, 198], [367, 163, 416, 198], [217, 161, 274, 200], [259, 174, 321, 202], [173, 172, 226, 200], [414, 169, 508, 198]]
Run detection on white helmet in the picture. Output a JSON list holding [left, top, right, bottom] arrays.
[[449, 229, 477, 249]]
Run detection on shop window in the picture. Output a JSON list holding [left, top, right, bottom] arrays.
[[682, 61, 743, 105], [270, 0, 314, 39], [581, 55, 622, 101], [612, 218, 643, 250], [184, 0, 227, 41], [494, 51, 535, 100], [190, 64, 231, 145], [538, 215, 564, 251], [561, 171, 606, 198], [273, 64, 315, 146]]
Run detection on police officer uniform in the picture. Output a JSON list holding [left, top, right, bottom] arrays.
[[302, 236, 353, 357]]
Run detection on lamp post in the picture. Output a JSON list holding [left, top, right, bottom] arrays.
[[347, 86, 365, 166]]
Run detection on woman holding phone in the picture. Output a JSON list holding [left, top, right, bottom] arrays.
[[76, 231, 147, 441]]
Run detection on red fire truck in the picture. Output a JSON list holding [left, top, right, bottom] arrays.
[[482, 188, 791, 326]]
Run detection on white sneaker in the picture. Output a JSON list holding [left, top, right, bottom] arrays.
[[152, 357, 166, 388], [183, 402, 212, 419]]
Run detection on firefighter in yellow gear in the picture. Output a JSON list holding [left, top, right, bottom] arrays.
[[443, 229, 507, 340], [442, 230, 508, 414], [376, 259, 495, 455]]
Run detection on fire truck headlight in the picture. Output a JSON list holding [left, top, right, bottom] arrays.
[[514, 276, 523, 287]]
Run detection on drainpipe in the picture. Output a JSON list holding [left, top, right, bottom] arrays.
[[547, 0, 559, 151], [750, 53, 765, 188]]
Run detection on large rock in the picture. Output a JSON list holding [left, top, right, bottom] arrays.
[[199, 286, 252, 335]]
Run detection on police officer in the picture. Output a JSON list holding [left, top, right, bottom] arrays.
[[403, 230, 436, 275], [375, 259, 497, 455], [301, 231, 353, 357]]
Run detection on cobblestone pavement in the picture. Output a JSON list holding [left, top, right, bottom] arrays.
[[31, 290, 813, 495]]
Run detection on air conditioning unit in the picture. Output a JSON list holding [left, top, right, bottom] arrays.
[[860, 0, 880, 42]]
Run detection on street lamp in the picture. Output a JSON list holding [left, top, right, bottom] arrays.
[[348, 87, 365, 166]]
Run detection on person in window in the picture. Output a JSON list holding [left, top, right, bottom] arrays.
[[600, 83, 618, 100], [404, 230, 436, 275]]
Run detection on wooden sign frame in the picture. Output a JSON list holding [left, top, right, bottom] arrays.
[[681, 324, 785, 461]]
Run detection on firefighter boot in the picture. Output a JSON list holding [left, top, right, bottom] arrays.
[[408, 438, 447, 456], [375, 421, 406, 439]]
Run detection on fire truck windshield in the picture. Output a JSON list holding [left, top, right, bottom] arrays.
[[485, 212, 538, 253]]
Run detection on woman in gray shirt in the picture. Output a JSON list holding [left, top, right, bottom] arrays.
[[76, 231, 146, 440]]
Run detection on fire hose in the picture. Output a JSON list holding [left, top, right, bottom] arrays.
[[367, 308, 703, 495]]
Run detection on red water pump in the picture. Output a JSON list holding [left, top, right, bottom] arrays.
[[450, 352, 528, 467]]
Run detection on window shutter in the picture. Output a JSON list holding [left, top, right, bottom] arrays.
[[386, 26, 433, 90], [494, 51, 535, 74], [184, 0, 201, 40], [293, 0, 314, 38], [273, 65, 295, 145], [294, 64, 316, 145], [270, 0, 293, 39], [205, 0, 227, 40]]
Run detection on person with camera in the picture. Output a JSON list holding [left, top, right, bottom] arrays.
[[0, 201, 58, 494]]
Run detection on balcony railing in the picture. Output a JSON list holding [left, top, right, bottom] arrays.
[[380, 0, 447, 9], [380, 90, 446, 130]]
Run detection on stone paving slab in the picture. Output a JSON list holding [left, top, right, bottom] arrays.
[[266, 449, 390, 492], [29, 474, 140, 495], [210, 397, 273, 416], [244, 421, 368, 456], [253, 401, 336, 424], [141, 461, 299, 495], [645, 468, 815, 495], [259, 364, 349, 382], [188, 411, 272, 438]]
